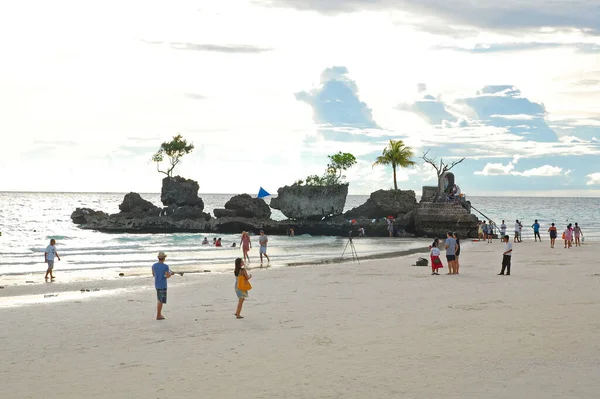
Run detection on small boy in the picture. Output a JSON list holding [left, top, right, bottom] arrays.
[[498, 235, 513, 276], [152, 252, 175, 320], [44, 239, 61, 280]]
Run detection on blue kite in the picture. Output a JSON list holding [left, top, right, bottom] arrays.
[[257, 187, 270, 198]]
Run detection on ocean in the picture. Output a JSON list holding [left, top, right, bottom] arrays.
[[0, 192, 598, 279]]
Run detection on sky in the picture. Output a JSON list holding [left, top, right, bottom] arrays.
[[1, 0, 600, 196]]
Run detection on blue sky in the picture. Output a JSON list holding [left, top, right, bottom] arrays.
[[1, 0, 599, 196]]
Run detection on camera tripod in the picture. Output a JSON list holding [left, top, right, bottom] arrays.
[[340, 234, 359, 263]]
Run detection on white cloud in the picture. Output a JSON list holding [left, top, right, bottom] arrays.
[[474, 162, 515, 176], [513, 165, 564, 177], [587, 173, 600, 185], [475, 162, 566, 177]]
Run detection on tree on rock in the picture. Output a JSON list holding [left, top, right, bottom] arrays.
[[151, 134, 195, 177], [297, 152, 357, 186], [372, 139, 415, 190], [422, 149, 465, 202]]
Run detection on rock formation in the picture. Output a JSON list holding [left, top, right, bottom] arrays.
[[119, 193, 159, 213], [161, 176, 204, 209], [224, 194, 271, 219], [270, 183, 348, 219], [213, 208, 236, 218], [345, 189, 417, 219], [398, 202, 478, 238]]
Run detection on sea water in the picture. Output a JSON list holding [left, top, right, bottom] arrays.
[[0, 192, 598, 278]]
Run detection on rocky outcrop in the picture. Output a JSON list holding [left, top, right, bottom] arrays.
[[119, 193, 159, 213], [397, 202, 478, 238], [161, 176, 204, 209], [270, 183, 348, 219], [345, 189, 417, 219], [224, 194, 271, 219], [214, 208, 236, 218], [71, 208, 110, 225]]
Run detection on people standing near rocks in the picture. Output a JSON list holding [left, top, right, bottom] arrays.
[[548, 223, 557, 248], [573, 223, 583, 247], [234, 257, 252, 319], [487, 221, 494, 243], [500, 220, 506, 239], [258, 230, 270, 266], [152, 251, 174, 320], [358, 225, 366, 237], [430, 239, 442, 275], [453, 232, 461, 274], [478, 221, 484, 240], [481, 221, 487, 241], [531, 220, 541, 242], [445, 232, 457, 275], [240, 231, 252, 264], [498, 235, 512, 276], [44, 238, 61, 281]]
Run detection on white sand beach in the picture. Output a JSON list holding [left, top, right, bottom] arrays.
[[1, 239, 600, 398]]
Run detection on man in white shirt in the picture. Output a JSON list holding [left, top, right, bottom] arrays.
[[498, 235, 512, 275], [500, 220, 506, 237], [514, 220, 520, 243], [44, 239, 61, 280]]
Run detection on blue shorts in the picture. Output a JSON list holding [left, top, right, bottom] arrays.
[[259, 246, 267, 254], [156, 289, 167, 304], [46, 260, 55, 269]]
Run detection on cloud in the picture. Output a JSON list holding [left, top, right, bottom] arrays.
[[474, 162, 516, 176], [587, 172, 600, 185], [475, 160, 566, 177], [513, 165, 564, 177], [257, 0, 600, 33], [435, 42, 600, 54], [142, 40, 271, 53], [295, 66, 379, 129], [184, 93, 207, 100]]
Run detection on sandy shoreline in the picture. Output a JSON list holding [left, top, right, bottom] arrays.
[[1, 240, 600, 398]]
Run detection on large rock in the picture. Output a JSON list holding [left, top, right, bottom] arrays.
[[399, 202, 478, 238], [161, 176, 204, 210], [214, 208, 237, 218], [224, 194, 271, 218], [119, 192, 159, 213], [345, 189, 417, 219], [71, 208, 109, 225], [269, 183, 348, 220]]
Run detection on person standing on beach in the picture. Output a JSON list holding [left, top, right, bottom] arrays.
[[387, 218, 394, 238], [487, 221, 494, 243], [564, 224, 573, 249], [573, 223, 583, 247], [152, 251, 175, 320], [514, 220, 520, 243], [518, 221, 523, 242], [548, 223, 557, 248], [430, 239, 442, 275], [240, 231, 252, 264], [453, 232, 461, 274], [258, 230, 270, 266], [44, 239, 61, 280], [498, 235, 512, 275], [500, 220, 506, 239], [531, 220, 541, 242], [234, 257, 252, 319], [445, 232, 457, 275]]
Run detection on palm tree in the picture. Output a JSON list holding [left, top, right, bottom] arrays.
[[373, 139, 415, 190]]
